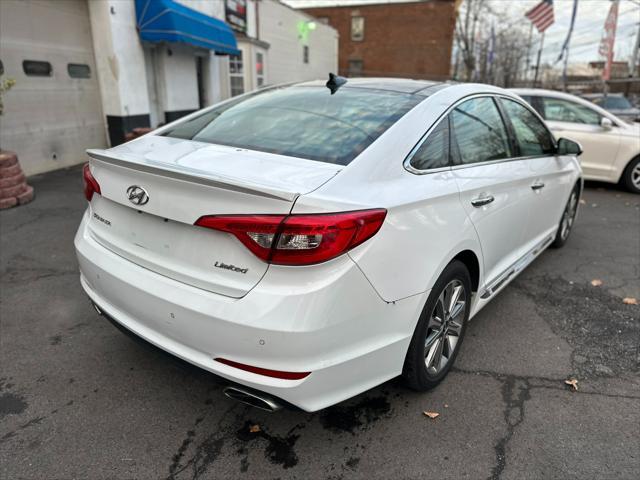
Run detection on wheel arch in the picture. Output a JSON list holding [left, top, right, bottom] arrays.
[[451, 250, 480, 294], [618, 153, 640, 184]]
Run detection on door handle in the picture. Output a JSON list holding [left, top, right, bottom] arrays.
[[471, 195, 495, 207], [531, 182, 545, 191]]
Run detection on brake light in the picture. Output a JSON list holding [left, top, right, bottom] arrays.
[[214, 357, 311, 380], [83, 163, 101, 201], [195, 209, 387, 266]]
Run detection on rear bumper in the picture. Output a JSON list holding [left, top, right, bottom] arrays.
[[75, 211, 426, 411]]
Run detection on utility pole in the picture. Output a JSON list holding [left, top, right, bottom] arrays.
[[627, 21, 640, 96], [630, 21, 640, 78], [525, 23, 534, 83], [533, 32, 545, 87], [562, 40, 570, 92]]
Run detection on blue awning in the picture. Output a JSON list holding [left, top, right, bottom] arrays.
[[135, 0, 240, 55]]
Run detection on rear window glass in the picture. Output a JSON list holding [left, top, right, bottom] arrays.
[[162, 86, 423, 165], [603, 96, 632, 110]]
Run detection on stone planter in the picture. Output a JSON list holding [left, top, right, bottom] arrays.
[[0, 151, 34, 209]]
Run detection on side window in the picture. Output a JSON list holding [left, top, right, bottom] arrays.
[[351, 16, 364, 41], [409, 118, 449, 170], [229, 53, 244, 97], [348, 59, 363, 76], [450, 97, 512, 165], [500, 98, 555, 157], [542, 97, 600, 125]]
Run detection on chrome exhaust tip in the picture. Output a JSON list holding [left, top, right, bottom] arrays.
[[223, 386, 282, 412], [92, 302, 103, 315]]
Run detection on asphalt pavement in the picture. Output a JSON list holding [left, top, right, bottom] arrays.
[[1, 165, 639, 480]]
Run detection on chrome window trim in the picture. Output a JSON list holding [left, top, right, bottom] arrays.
[[404, 93, 557, 176]]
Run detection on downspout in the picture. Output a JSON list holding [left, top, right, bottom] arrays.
[[255, 0, 260, 41]]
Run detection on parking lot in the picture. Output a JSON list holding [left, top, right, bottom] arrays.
[[1, 165, 639, 479]]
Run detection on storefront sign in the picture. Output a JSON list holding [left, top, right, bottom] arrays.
[[226, 0, 247, 34]]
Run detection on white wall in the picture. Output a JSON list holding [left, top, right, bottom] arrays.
[[155, 44, 200, 114], [88, 0, 150, 117], [176, 0, 225, 19], [258, 0, 338, 86]]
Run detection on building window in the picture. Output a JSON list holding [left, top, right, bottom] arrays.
[[229, 52, 244, 97], [23, 60, 52, 77], [351, 16, 364, 41], [68, 63, 91, 79], [256, 52, 265, 87], [303, 46, 309, 64], [348, 59, 363, 76]]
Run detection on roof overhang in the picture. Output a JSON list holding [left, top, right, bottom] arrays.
[[135, 0, 240, 56]]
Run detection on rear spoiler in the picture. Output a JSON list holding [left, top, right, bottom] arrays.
[[86, 148, 300, 202]]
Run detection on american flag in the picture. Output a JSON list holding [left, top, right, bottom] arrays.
[[525, 0, 555, 33]]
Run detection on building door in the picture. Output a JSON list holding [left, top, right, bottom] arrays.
[[0, 0, 106, 175]]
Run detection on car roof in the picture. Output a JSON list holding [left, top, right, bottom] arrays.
[[295, 77, 452, 96], [582, 93, 624, 99]]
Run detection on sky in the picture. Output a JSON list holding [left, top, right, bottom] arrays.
[[283, 0, 640, 66]]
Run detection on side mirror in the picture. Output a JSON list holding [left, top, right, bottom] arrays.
[[600, 117, 613, 130], [556, 137, 583, 157]]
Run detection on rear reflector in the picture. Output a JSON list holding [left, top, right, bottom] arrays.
[[83, 163, 101, 201], [195, 209, 387, 266], [214, 357, 311, 380]]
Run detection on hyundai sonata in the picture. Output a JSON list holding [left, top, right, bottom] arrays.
[[76, 78, 582, 412]]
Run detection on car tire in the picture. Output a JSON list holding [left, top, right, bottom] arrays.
[[402, 260, 471, 391], [621, 156, 640, 194], [551, 184, 580, 249]]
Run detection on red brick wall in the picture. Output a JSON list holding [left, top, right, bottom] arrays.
[[303, 0, 456, 80]]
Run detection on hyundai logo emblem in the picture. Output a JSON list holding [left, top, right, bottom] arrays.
[[126, 185, 149, 206]]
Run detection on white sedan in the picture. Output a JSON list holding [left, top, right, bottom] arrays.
[[512, 89, 640, 193], [76, 79, 582, 412]]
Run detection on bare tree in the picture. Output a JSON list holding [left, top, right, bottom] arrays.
[[454, 0, 488, 81], [454, 0, 530, 86]]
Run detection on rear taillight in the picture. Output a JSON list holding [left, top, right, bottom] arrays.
[[83, 163, 101, 201], [195, 209, 387, 266]]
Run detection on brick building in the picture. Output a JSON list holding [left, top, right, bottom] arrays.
[[302, 0, 457, 80]]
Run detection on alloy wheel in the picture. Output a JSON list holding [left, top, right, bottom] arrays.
[[424, 280, 466, 375], [632, 163, 640, 190], [560, 190, 578, 241]]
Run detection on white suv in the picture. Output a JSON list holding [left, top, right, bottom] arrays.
[[512, 89, 640, 193], [76, 79, 582, 411]]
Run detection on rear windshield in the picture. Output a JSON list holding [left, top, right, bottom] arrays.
[[162, 86, 423, 165], [602, 96, 633, 110]]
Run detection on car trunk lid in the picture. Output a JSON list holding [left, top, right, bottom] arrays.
[[85, 136, 341, 298]]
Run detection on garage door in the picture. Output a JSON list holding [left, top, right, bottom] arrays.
[[0, 0, 106, 175]]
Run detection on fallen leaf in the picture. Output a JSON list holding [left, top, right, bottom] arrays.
[[249, 424, 261, 433], [590, 279, 603, 287], [565, 378, 579, 391], [423, 411, 440, 419], [622, 297, 638, 305], [444, 404, 449, 408], [579, 199, 586, 205]]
